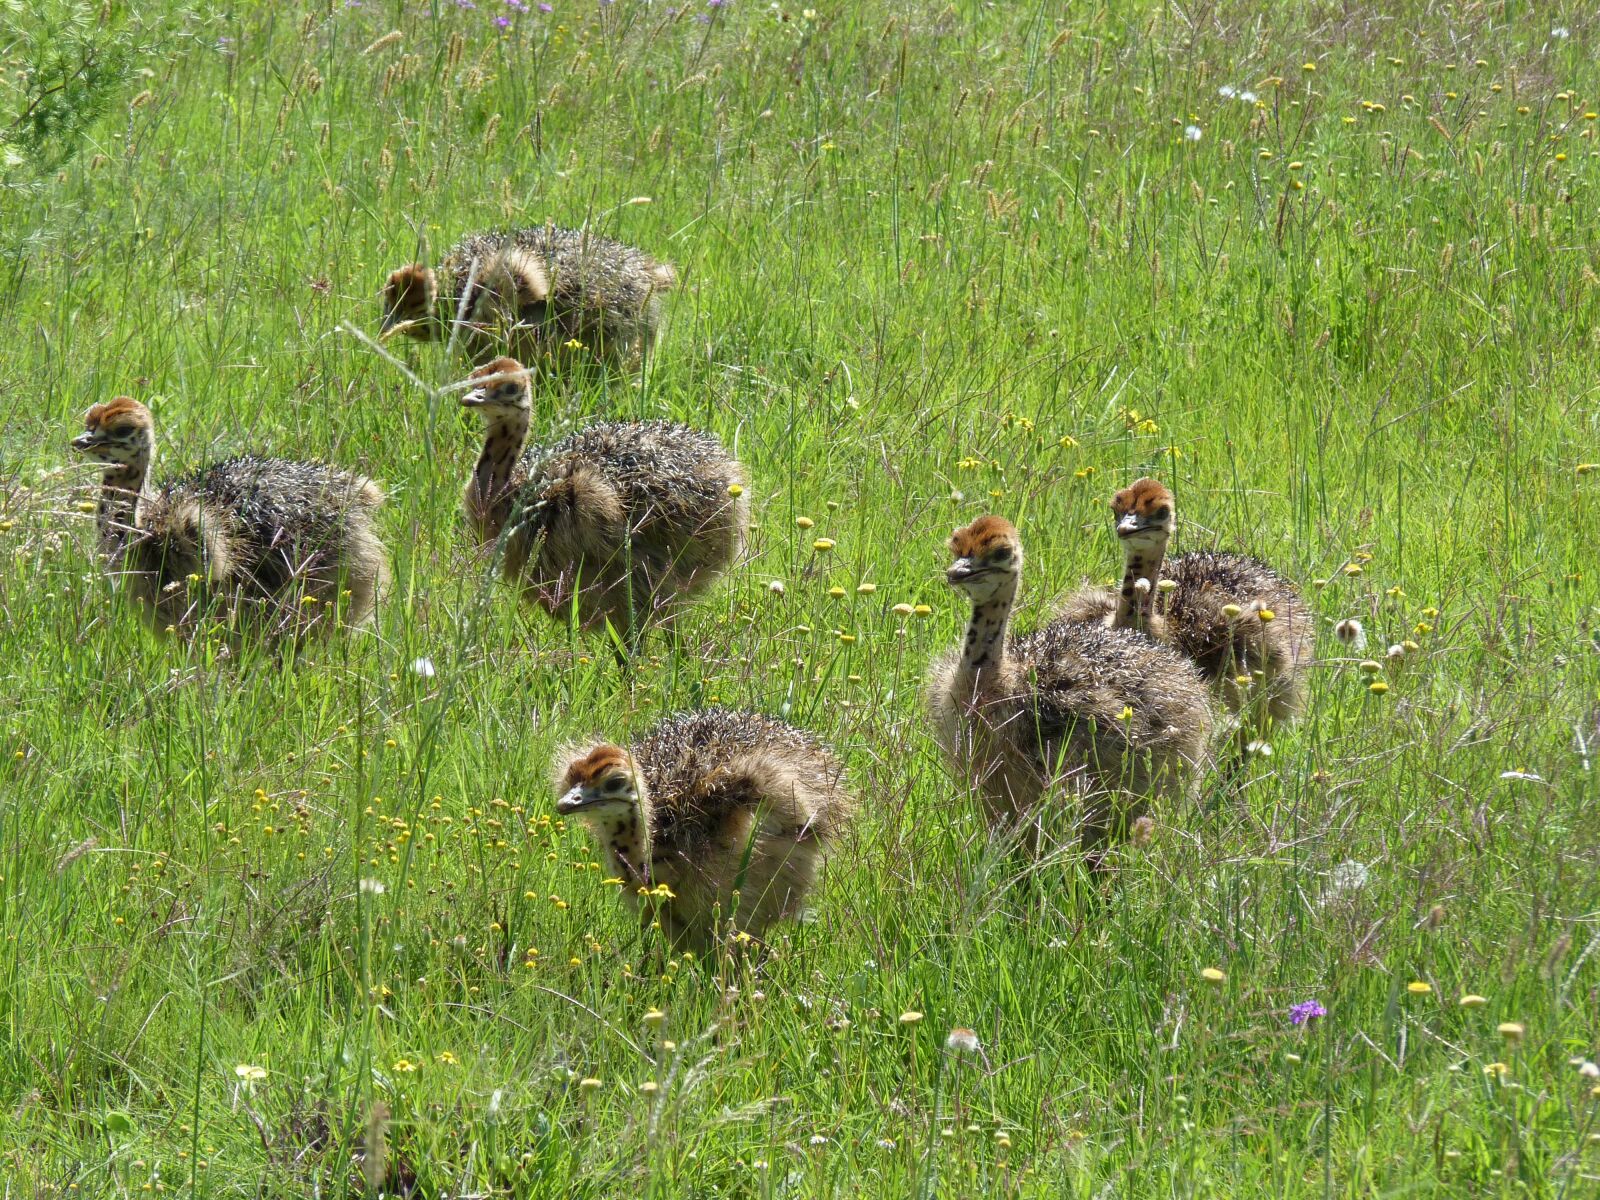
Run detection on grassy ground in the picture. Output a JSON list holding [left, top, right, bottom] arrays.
[[3, 0, 1600, 1194]]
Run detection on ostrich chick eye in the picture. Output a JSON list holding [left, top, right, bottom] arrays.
[[1151, 506, 1169, 521], [988, 546, 1013, 563]]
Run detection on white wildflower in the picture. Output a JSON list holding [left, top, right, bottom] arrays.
[[1322, 860, 1369, 906], [945, 1027, 981, 1055], [1184, 125, 1203, 142], [410, 656, 437, 678]]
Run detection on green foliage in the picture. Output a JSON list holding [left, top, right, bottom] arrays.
[[0, 0, 210, 186], [1, 0, 1600, 1195]]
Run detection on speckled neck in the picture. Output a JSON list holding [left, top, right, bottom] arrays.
[[956, 577, 1017, 698], [468, 408, 529, 537], [96, 451, 150, 557], [607, 788, 654, 889], [1113, 536, 1167, 631]]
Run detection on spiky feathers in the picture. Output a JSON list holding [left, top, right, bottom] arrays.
[[554, 709, 853, 950], [928, 515, 1213, 854], [71, 398, 388, 638], [384, 225, 676, 370], [1059, 478, 1313, 725], [461, 357, 748, 631]]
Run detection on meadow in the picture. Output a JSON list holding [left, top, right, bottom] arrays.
[[2, 0, 1600, 1194]]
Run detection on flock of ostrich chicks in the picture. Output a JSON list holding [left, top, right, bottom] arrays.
[[70, 223, 1312, 952]]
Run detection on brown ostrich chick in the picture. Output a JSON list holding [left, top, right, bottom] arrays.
[[554, 709, 854, 950], [381, 224, 676, 372], [1058, 478, 1313, 732], [458, 356, 748, 634], [926, 515, 1213, 858], [69, 396, 389, 639]]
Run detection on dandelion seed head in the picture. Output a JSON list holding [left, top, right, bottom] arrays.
[[945, 1027, 980, 1054]]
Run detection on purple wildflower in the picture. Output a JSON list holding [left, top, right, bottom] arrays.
[[539, 1, 552, 8], [507, 0, 528, 9], [456, 0, 477, 8], [1289, 1000, 1326, 1026], [495, 13, 511, 25]]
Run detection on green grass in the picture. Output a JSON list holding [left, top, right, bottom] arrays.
[[3, 0, 1600, 1194]]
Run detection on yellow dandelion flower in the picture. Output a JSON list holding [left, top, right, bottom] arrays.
[[1406, 981, 1432, 995], [1459, 994, 1488, 1008], [813, 538, 835, 551], [727, 483, 744, 497], [1200, 967, 1227, 983], [1497, 1022, 1525, 1043], [795, 516, 814, 529], [639, 1080, 660, 1095], [891, 603, 914, 616], [642, 1009, 666, 1028], [900, 1011, 924, 1025]]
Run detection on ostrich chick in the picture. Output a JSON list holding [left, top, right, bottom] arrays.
[[381, 225, 677, 372], [70, 397, 389, 638], [1059, 478, 1313, 730], [459, 357, 748, 633], [554, 709, 854, 950], [927, 516, 1213, 857]]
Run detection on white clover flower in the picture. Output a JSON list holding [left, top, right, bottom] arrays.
[[1238, 90, 1257, 104], [1184, 125, 1203, 142], [1552, 26, 1571, 39], [1218, 85, 1237, 98]]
